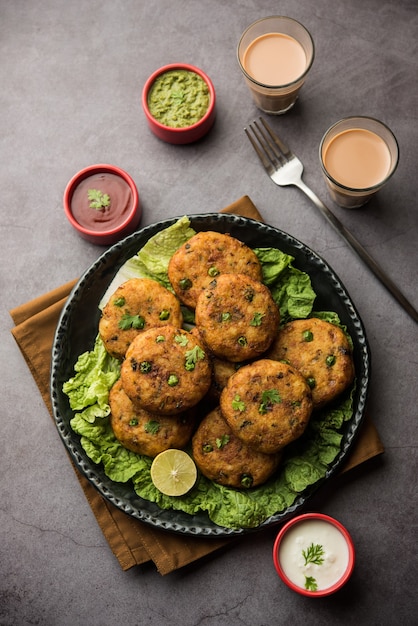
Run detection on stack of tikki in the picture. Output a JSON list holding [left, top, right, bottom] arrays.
[[100, 278, 211, 457], [101, 231, 355, 491]]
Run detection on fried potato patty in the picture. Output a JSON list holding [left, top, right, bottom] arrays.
[[210, 357, 248, 398], [192, 407, 281, 488], [195, 273, 280, 362], [168, 231, 263, 308], [220, 359, 313, 454], [120, 325, 212, 415], [99, 278, 183, 360], [109, 380, 195, 457], [266, 318, 355, 408]]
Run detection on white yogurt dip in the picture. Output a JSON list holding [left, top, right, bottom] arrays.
[[278, 518, 350, 592]]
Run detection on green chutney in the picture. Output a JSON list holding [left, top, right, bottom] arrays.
[[148, 70, 210, 128]]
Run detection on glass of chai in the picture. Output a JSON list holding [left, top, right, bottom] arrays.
[[320, 116, 399, 209], [237, 16, 315, 114]]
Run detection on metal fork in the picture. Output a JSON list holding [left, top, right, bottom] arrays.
[[245, 117, 418, 324]]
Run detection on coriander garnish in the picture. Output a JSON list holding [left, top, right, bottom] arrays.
[[118, 313, 145, 330], [215, 434, 230, 449], [174, 334, 189, 347], [88, 188, 110, 210], [232, 394, 246, 412], [259, 389, 282, 414], [302, 542, 325, 566], [184, 345, 205, 371], [301, 543, 325, 592], [304, 576, 318, 591]]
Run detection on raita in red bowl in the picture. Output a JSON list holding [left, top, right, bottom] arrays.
[[273, 513, 355, 597]]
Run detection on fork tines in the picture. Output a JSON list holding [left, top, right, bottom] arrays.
[[244, 117, 291, 171]]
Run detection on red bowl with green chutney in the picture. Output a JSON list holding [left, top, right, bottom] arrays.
[[142, 63, 216, 144], [64, 164, 141, 246]]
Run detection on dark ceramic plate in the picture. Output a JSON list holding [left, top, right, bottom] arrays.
[[50, 213, 370, 537]]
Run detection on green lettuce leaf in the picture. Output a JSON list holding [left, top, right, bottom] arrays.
[[99, 216, 196, 308], [254, 247, 316, 321], [62, 335, 120, 422], [136, 215, 196, 287]]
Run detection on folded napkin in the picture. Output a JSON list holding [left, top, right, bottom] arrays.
[[10, 195, 384, 575]]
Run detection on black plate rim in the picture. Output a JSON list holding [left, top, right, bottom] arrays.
[[50, 212, 371, 537]]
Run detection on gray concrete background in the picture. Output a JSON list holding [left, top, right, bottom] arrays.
[[1, 1, 417, 624]]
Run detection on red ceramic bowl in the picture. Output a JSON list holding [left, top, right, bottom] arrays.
[[273, 513, 355, 597], [64, 164, 141, 246], [142, 63, 216, 144]]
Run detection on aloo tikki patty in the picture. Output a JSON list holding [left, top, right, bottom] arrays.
[[109, 380, 195, 457], [195, 273, 280, 362], [168, 231, 263, 309], [210, 356, 248, 399], [120, 325, 212, 415], [192, 407, 281, 489], [266, 318, 355, 408], [220, 359, 313, 454], [99, 278, 183, 360]]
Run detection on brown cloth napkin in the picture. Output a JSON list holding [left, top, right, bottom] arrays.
[[10, 195, 384, 575]]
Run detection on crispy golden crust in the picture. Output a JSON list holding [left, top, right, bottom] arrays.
[[120, 325, 212, 415], [99, 278, 183, 360], [192, 407, 281, 488], [109, 380, 195, 457], [195, 273, 280, 362], [220, 359, 313, 454], [266, 318, 355, 408], [168, 231, 263, 309]]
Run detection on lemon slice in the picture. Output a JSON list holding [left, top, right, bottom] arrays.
[[150, 449, 197, 497]]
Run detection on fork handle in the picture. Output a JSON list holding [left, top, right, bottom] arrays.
[[295, 180, 418, 324]]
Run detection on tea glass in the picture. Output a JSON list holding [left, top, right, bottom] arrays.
[[319, 116, 399, 209], [237, 16, 315, 114]]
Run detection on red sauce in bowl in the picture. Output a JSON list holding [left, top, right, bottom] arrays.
[[70, 172, 133, 232]]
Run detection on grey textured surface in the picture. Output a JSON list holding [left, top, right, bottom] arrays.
[[1, 1, 417, 625]]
